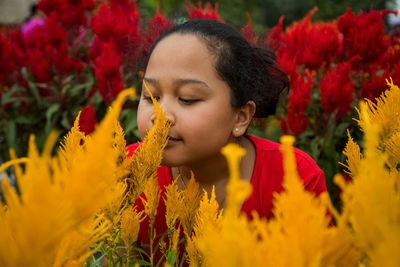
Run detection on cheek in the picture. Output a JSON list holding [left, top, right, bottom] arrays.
[[137, 104, 152, 140]]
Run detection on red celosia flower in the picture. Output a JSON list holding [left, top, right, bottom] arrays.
[[186, 1, 221, 21], [378, 37, 400, 71], [241, 13, 256, 44], [270, 7, 342, 70], [23, 15, 82, 84], [277, 52, 299, 81], [361, 69, 390, 102], [94, 42, 124, 104], [267, 16, 284, 50], [91, 1, 142, 59], [79, 102, 97, 135], [338, 8, 396, 66], [286, 70, 313, 135], [0, 32, 24, 87], [37, 0, 95, 30], [320, 61, 354, 120], [143, 7, 173, 55]]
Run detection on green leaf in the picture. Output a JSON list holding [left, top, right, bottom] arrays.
[[1, 85, 20, 105], [4, 121, 17, 149], [46, 103, 60, 122], [166, 250, 177, 266], [309, 138, 321, 160]]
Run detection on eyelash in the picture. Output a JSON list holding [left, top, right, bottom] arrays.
[[178, 98, 199, 105], [142, 96, 199, 105]]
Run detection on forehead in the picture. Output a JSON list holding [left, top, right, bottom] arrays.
[[146, 33, 216, 76]]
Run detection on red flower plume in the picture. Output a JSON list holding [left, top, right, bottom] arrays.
[[143, 7, 173, 54], [23, 15, 82, 85], [338, 8, 396, 66], [186, 1, 221, 21], [286, 70, 313, 135], [37, 0, 95, 30], [79, 102, 97, 135], [241, 13, 256, 44], [0, 32, 24, 87], [272, 7, 342, 70], [361, 69, 390, 102], [91, 1, 142, 59], [94, 42, 124, 104], [320, 61, 354, 120]]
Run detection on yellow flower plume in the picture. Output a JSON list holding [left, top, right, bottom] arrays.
[[0, 89, 135, 267], [127, 80, 171, 201], [340, 101, 400, 267], [340, 129, 363, 177], [220, 143, 252, 218], [120, 207, 145, 247], [141, 174, 161, 221], [179, 173, 202, 236], [164, 180, 184, 231], [356, 78, 400, 142]]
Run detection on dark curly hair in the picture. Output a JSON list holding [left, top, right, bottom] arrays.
[[146, 19, 289, 118]]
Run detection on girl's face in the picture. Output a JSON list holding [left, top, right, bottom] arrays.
[[137, 33, 239, 167]]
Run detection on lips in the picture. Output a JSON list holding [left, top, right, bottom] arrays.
[[167, 135, 182, 144]]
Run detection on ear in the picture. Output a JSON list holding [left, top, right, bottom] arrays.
[[232, 100, 256, 137]]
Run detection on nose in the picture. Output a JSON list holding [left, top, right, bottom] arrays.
[[150, 101, 176, 126]]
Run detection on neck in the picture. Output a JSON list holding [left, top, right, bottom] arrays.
[[178, 152, 230, 185]]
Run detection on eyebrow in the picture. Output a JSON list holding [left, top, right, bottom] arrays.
[[143, 77, 211, 90]]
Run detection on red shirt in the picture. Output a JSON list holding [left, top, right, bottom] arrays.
[[126, 135, 327, 262]]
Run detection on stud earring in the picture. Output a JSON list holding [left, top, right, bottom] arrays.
[[235, 128, 239, 132]]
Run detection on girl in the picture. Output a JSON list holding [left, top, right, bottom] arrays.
[[126, 18, 327, 258]]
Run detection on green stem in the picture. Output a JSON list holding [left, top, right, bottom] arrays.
[[149, 217, 155, 267], [127, 245, 131, 266]]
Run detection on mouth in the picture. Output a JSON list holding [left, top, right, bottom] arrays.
[[167, 136, 182, 144]]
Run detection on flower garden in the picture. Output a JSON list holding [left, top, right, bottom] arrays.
[[0, 0, 400, 266]]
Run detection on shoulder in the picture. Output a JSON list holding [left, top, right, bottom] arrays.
[[247, 134, 326, 193], [248, 134, 320, 171]]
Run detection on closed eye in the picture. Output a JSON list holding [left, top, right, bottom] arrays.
[[179, 98, 199, 105], [142, 95, 160, 103]]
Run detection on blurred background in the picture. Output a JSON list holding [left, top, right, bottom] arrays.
[[0, 0, 398, 29]]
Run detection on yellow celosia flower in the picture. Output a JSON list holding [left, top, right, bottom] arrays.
[[0, 89, 135, 266], [59, 112, 86, 166], [53, 214, 111, 267], [141, 174, 161, 220], [220, 143, 252, 218], [356, 78, 400, 142], [340, 129, 363, 177], [385, 130, 400, 165], [198, 140, 360, 267], [340, 101, 400, 267], [120, 207, 144, 247], [259, 135, 359, 267], [187, 187, 222, 267], [127, 81, 171, 201], [164, 180, 184, 231], [171, 222, 181, 251], [179, 173, 202, 236]]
